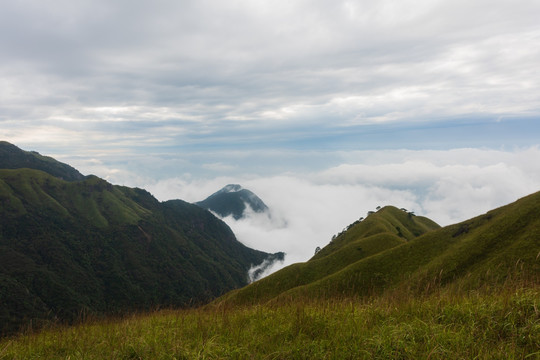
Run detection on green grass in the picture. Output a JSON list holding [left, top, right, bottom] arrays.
[[0, 169, 150, 228], [218, 206, 440, 306], [1, 282, 538, 359], [218, 192, 540, 307]]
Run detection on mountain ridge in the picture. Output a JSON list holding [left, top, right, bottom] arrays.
[[0, 142, 277, 335], [0, 141, 84, 181], [214, 193, 540, 306]]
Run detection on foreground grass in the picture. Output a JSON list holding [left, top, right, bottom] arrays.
[[1, 286, 538, 359]]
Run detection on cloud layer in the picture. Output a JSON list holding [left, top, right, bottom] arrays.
[[144, 147, 540, 273], [1, 0, 539, 167]]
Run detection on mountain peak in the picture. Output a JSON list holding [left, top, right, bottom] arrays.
[[196, 185, 269, 220], [218, 184, 243, 194]]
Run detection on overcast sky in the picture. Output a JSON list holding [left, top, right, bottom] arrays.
[[2, 0, 540, 269]]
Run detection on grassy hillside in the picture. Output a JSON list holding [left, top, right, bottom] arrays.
[[0, 167, 273, 336], [217, 192, 540, 306], [1, 285, 537, 359], [216, 206, 440, 306]]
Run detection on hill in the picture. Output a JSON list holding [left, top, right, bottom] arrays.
[[0, 143, 277, 335], [0, 141, 84, 181], [195, 184, 269, 220], [215, 192, 540, 306], [216, 206, 440, 305]]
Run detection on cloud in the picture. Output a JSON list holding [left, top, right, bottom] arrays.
[[1, 0, 539, 160], [201, 162, 238, 172], [144, 147, 540, 274]]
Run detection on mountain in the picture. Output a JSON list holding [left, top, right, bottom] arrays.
[[0, 142, 276, 335], [215, 206, 440, 305], [196, 184, 269, 220], [215, 192, 540, 306], [0, 141, 84, 181]]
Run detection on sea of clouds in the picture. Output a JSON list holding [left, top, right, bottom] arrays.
[[138, 147, 540, 277]]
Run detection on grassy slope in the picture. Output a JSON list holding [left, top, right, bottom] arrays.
[[0, 169, 149, 226], [217, 192, 540, 306], [217, 207, 440, 306], [1, 287, 538, 359], [275, 191, 540, 302]]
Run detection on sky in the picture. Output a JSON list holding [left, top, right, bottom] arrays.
[[1, 0, 540, 272]]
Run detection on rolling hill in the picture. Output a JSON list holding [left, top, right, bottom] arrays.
[[215, 192, 540, 306], [0, 142, 277, 335]]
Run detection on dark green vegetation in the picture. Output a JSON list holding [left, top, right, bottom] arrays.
[[196, 184, 269, 220], [216, 192, 539, 306], [0, 143, 276, 336], [0, 141, 84, 182]]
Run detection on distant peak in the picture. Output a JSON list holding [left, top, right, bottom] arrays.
[[218, 184, 243, 194], [195, 184, 269, 220]]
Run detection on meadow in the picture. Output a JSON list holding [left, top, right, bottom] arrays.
[[1, 279, 538, 359]]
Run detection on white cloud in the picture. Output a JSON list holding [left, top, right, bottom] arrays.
[[201, 162, 238, 172], [145, 147, 540, 275], [1, 0, 539, 158]]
